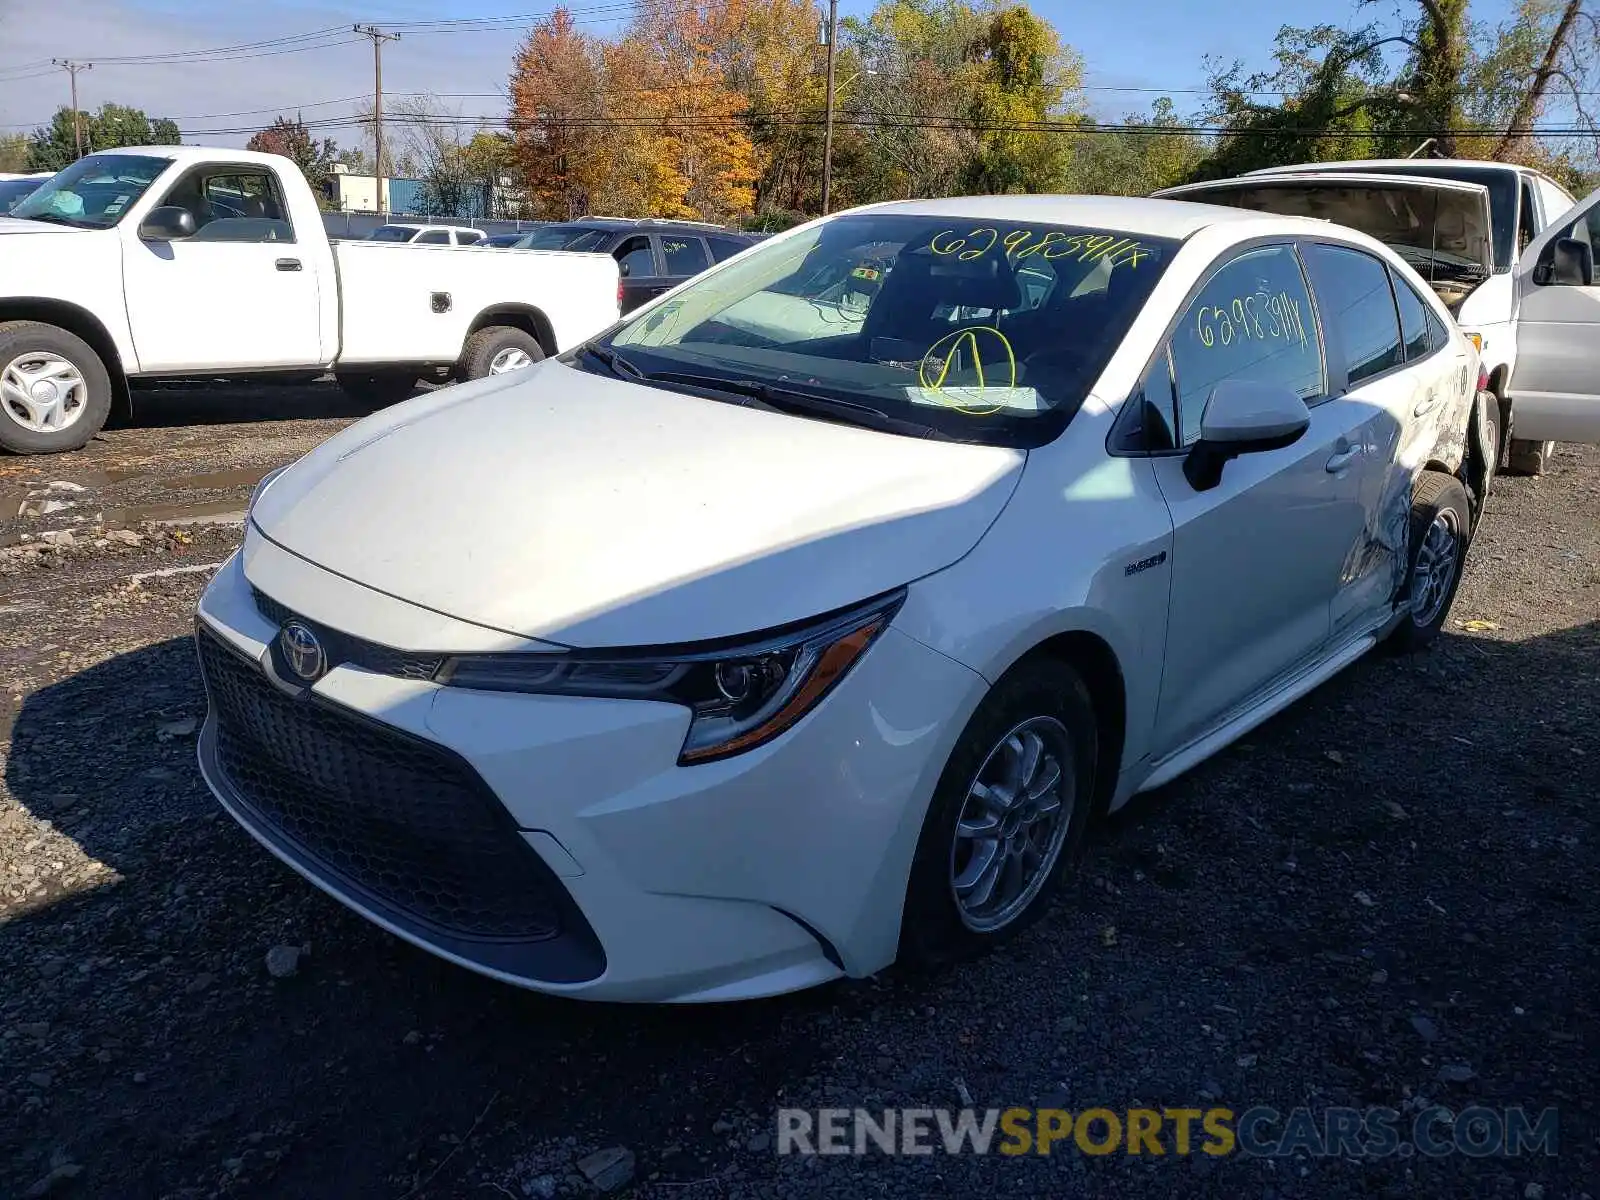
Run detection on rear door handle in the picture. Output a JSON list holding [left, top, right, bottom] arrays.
[[275, 258, 302, 272], [1325, 448, 1361, 472]]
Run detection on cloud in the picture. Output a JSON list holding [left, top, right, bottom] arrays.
[[0, 0, 524, 148]]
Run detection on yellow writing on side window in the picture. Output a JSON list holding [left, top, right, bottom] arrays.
[[928, 227, 1153, 270], [1194, 290, 1309, 351]]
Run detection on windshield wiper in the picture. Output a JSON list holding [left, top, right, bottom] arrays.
[[580, 342, 645, 381], [639, 370, 952, 440]]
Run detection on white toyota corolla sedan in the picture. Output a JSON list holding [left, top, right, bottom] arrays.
[[195, 195, 1496, 1002]]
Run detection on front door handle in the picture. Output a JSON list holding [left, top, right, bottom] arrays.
[[1325, 447, 1361, 473], [275, 258, 302, 272]]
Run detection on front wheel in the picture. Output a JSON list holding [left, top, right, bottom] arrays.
[[900, 659, 1097, 968], [1387, 471, 1472, 653], [0, 321, 113, 455]]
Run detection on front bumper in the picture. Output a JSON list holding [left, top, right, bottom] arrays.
[[193, 536, 987, 1002]]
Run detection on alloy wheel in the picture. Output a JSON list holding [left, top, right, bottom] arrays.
[[1410, 509, 1461, 627]]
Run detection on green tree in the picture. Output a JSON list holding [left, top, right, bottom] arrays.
[[959, 4, 1081, 194], [0, 132, 29, 173], [1067, 99, 1206, 196], [29, 104, 182, 172]]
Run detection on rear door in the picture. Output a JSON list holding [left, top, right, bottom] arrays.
[[1505, 187, 1600, 442]]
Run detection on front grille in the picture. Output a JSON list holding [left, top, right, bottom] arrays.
[[197, 626, 563, 942], [252, 588, 444, 681]]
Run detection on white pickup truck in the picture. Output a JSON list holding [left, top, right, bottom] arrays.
[[0, 146, 620, 454]]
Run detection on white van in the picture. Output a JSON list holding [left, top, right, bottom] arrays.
[[1157, 159, 1593, 475]]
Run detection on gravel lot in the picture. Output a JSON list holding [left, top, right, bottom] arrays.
[[1, 391, 1596, 1199]]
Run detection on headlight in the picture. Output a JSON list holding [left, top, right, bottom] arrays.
[[247, 465, 289, 514], [436, 590, 905, 764]]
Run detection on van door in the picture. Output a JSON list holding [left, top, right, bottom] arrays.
[[1505, 187, 1600, 443]]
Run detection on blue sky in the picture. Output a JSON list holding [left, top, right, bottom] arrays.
[[0, 0, 1530, 147]]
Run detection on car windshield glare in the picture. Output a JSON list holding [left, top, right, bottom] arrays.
[[604, 213, 1179, 447], [11, 154, 171, 228]]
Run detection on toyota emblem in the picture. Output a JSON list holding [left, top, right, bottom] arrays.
[[278, 621, 326, 683]]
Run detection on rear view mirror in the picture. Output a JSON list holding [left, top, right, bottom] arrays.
[[1549, 236, 1594, 287], [139, 206, 197, 242], [1184, 379, 1311, 492]]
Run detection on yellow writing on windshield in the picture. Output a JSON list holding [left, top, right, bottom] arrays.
[[1195, 290, 1308, 351], [917, 326, 1016, 415], [929, 227, 1153, 269]]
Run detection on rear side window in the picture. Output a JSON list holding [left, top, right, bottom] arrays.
[[1392, 275, 1432, 360], [1168, 244, 1324, 446], [707, 235, 748, 263], [1300, 244, 1403, 386], [661, 236, 710, 277], [1425, 308, 1451, 354], [454, 230, 483, 245], [415, 230, 450, 245]]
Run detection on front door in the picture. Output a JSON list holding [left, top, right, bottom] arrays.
[[1149, 243, 1374, 756], [1507, 187, 1600, 442], [121, 165, 323, 373]]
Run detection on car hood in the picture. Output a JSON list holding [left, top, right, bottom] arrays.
[[250, 360, 1025, 647], [1155, 171, 1493, 275]]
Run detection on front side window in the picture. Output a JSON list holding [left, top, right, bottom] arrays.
[[175, 170, 295, 243], [602, 214, 1180, 448], [415, 230, 450, 245], [707, 235, 749, 262], [12, 154, 171, 229], [369, 225, 416, 242], [614, 235, 654, 277], [1168, 244, 1324, 446], [1300, 244, 1403, 386], [517, 225, 611, 252]]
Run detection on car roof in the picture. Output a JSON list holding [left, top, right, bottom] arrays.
[[853, 194, 1306, 239]]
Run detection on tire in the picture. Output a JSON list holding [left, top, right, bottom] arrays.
[[335, 370, 419, 407], [459, 325, 545, 381], [0, 321, 113, 455], [1506, 437, 1555, 476], [900, 658, 1098, 968], [1387, 471, 1472, 654]]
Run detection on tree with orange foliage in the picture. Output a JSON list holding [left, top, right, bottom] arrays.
[[508, 9, 609, 220]]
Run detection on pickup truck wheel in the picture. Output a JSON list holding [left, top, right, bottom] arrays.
[[461, 326, 544, 380], [1387, 471, 1471, 654], [335, 371, 419, 407], [1506, 438, 1554, 476], [0, 322, 112, 455]]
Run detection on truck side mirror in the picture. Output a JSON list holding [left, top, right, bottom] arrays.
[[139, 206, 198, 242], [1549, 236, 1594, 287]]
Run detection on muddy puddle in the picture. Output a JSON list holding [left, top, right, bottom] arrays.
[[3, 466, 263, 545]]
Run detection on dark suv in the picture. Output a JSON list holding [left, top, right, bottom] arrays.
[[508, 218, 761, 313]]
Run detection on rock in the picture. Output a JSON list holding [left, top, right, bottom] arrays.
[[157, 717, 198, 741], [26, 1072, 53, 1088], [106, 529, 143, 546], [522, 1175, 558, 1199], [1410, 1015, 1440, 1043], [46, 481, 86, 493], [1370, 969, 1389, 985], [747, 1132, 771, 1152], [265, 946, 302, 979], [1383, 801, 1410, 820], [1199, 1080, 1222, 1101], [1236, 1054, 1257, 1068], [1354, 891, 1376, 908], [1437, 1063, 1476, 1084], [185, 972, 215, 994], [23, 1163, 81, 1198], [402, 1030, 422, 1046], [38, 530, 75, 548], [16, 1022, 49, 1039], [576, 1147, 635, 1193], [711, 1118, 734, 1135], [1525, 1185, 1546, 1200]]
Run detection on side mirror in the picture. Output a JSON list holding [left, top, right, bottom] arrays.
[[1549, 236, 1594, 287], [1183, 379, 1311, 492], [139, 206, 197, 242]]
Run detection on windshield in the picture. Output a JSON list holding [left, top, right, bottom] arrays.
[[1315, 164, 1519, 272], [601, 213, 1179, 447], [11, 155, 171, 229], [516, 225, 612, 251], [0, 179, 44, 214], [368, 225, 418, 242]]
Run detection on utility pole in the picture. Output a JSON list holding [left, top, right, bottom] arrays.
[[820, 0, 837, 215], [52, 60, 92, 159], [353, 25, 401, 213]]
